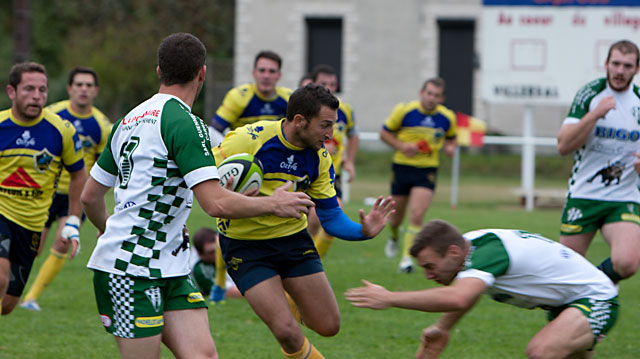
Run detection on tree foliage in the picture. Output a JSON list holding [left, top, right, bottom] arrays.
[[1, 0, 234, 119]]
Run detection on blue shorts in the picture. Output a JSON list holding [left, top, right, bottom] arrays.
[[0, 213, 41, 296], [391, 164, 437, 195], [44, 193, 86, 229], [218, 230, 324, 294]]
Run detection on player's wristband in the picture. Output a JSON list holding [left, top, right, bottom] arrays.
[[62, 215, 81, 243]]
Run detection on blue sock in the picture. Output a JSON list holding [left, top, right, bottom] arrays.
[[597, 258, 623, 283]]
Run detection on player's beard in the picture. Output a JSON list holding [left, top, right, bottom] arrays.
[[16, 102, 43, 121], [607, 70, 634, 92]]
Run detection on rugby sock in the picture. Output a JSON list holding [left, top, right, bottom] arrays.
[[23, 248, 67, 302], [402, 224, 421, 258], [285, 291, 303, 325], [281, 337, 325, 359], [214, 240, 226, 288], [312, 229, 334, 258], [597, 257, 624, 283], [390, 225, 400, 241]]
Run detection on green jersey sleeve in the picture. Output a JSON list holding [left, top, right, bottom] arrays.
[[464, 233, 510, 277]]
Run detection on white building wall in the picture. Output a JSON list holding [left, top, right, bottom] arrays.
[[234, 0, 567, 138]]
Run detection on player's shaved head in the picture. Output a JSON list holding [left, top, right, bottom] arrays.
[[158, 32, 206, 86]]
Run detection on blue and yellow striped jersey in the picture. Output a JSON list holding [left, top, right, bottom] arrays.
[[212, 83, 292, 131], [47, 100, 111, 194], [0, 108, 84, 231], [383, 102, 456, 168], [213, 119, 338, 240], [329, 99, 356, 174]]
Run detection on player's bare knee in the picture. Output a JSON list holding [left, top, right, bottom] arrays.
[[271, 319, 303, 345], [613, 259, 638, 279]]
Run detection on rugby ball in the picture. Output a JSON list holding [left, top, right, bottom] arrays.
[[217, 153, 264, 193]]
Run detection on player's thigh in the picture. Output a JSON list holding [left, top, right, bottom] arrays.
[[115, 335, 162, 359], [528, 307, 593, 358], [243, 275, 300, 331], [559, 232, 596, 256], [408, 186, 434, 224], [283, 271, 340, 334], [162, 308, 217, 359]]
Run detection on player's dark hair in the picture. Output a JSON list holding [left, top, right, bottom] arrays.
[[8, 62, 47, 89], [158, 32, 206, 86], [310, 64, 337, 82], [286, 83, 339, 122], [68, 66, 99, 87], [607, 40, 640, 66], [422, 77, 446, 92], [254, 50, 282, 70], [192, 227, 218, 255], [410, 220, 465, 258], [298, 73, 313, 88]]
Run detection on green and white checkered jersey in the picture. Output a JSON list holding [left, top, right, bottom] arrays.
[[564, 78, 640, 203], [457, 229, 617, 309], [87, 94, 219, 278]]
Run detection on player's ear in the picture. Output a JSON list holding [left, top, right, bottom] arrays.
[[156, 66, 162, 79], [198, 65, 207, 82], [293, 113, 306, 127], [447, 244, 462, 258]]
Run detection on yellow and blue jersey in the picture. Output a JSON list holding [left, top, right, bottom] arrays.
[[212, 83, 292, 131], [383, 101, 456, 168], [47, 100, 111, 194], [329, 100, 356, 174], [213, 119, 337, 240], [0, 108, 84, 231]]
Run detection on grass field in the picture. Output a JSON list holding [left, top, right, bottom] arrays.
[[1, 152, 638, 358]]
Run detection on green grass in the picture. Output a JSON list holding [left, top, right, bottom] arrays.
[[1, 152, 638, 358]]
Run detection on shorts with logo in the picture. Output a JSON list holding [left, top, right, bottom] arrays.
[[218, 229, 324, 294], [92, 270, 207, 338], [0, 213, 40, 296], [547, 296, 618, 350], [560, 198, 640, 235], [44, 193, 86, 228], [391, 163, 437, 195]]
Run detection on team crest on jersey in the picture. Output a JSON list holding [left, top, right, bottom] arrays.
[[144, 287, 162, 312], [421, 116, 435, 127], [246, 125, 264, 140], [16, 130, 36, 147], [632, 106, 640, 124], [33, 149, 54, 174]]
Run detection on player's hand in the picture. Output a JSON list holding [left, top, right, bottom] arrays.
[[592, 95, 616, 119], [360, 196, 395, 238], [633, 152, 640, 175], [415, 325, 450, 359], [342, 160, 356, 182], [401, 142, 420, 158], [345, 279, 393, 310], [270, 181, 314, 219], [210, 285, 227, 305], [61, 215, 81, 260]]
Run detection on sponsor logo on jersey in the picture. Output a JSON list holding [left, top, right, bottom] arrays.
[[1, 167, 41, 188], [246, 125, 264, 140], [594, 126, 640, 142], [73, 119, 84, 133], [632, 106, 640, 124], [280, 155, 298, 171], [260, 103, 275, 115], [144, 287, 162, 312], [33, 149, 53, 174], [421, 116, 435, 127], [100, 314, 113, 327], [134, 316, 164, 328], [187, 292, 205, 303], [566, 207, 583, 223], [123, 201, 136, 208], [16, 130, 36, 147]]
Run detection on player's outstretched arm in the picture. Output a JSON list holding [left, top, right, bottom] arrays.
[[415, 325, 450, 359], [193, 180, 314, 219], [360, 196, 395, 238]]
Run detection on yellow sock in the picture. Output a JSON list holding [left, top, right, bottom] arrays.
[[23, 248, 67, 302], [390, 226, 399, 241], [285, 291, 303, 325], [402, 225, 421, 258], [312, 229, 334, 259], [282, 337, 325, 359]]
